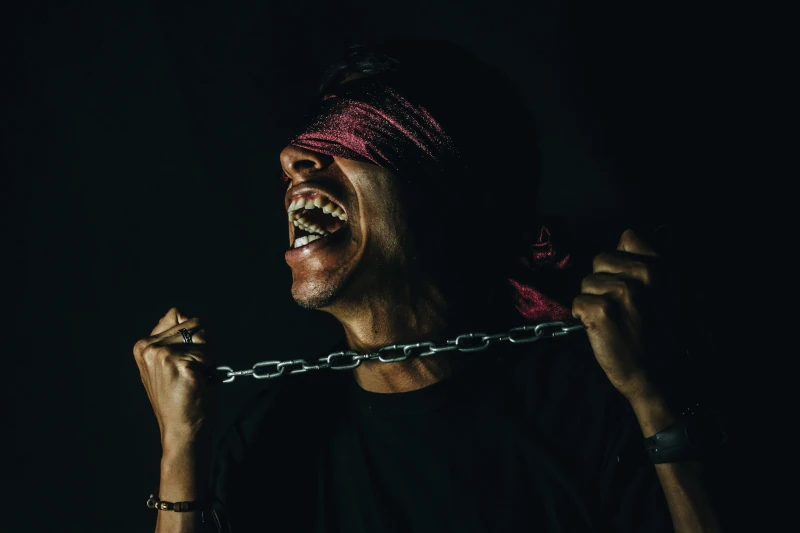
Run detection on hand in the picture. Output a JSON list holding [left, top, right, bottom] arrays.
[[133, 307, 217, 451], [572, 229, 663, 401]]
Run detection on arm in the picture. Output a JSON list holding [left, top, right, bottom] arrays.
[[155, 442, 211, 533], [573, 229, 723, 532], [133, 308, 218, 533], [629, 387, 721, 533]]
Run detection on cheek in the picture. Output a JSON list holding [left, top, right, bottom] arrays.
[[366, 194, 409, 256], [338, 160, 411, 258]]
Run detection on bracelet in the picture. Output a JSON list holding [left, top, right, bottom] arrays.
[[643, 403, 727, 464], [146, 493, 204, 512]]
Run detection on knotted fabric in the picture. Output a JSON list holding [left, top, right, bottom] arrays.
[[289, 78, 571, 322]]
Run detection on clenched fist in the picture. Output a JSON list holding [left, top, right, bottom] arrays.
[[133, 308, 217, 451], [572, 229, 664, 402]]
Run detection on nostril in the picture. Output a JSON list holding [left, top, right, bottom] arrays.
[[292, 159, 319, 172]]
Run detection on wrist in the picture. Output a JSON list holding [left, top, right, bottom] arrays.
[[161, 426, 212, 456], [159, 444, 211, 502], [161, 439, 211, 465], [626, 384, 676, 438]]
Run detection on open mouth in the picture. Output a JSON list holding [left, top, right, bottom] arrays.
[[287, 194, 348, 249]]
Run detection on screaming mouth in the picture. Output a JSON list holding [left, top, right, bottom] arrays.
[[287, 195, 348, 249]]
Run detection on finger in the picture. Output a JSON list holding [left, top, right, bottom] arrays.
[[617, 229, 658, 257], [134, 340, 214, 376], [157, 327, 208, 346], [580, 273, 643, 327], [135, 317, 203, 359], [571, 293, 621, 330], [581, 273, 638, 306], [170, 348, 213, 366], [592, 252, 655, 286], [169, 352, 220, 385], [150, 307, 189, 336]]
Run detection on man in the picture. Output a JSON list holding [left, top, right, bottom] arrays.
[[134, 41, 724, 532]]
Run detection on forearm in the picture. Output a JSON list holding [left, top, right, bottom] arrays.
[[629, 388, 721, 533], [155, 443, 211, 533]]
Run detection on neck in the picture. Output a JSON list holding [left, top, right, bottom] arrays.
[[327, 278, 470, 394]]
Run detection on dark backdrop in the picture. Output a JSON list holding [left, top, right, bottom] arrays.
[[3, 1, 763, 532]]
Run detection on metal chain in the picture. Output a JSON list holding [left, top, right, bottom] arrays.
[[212, 319, 586, 384]]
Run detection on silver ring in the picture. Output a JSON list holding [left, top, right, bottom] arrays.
[[178, 328, 193, 344]]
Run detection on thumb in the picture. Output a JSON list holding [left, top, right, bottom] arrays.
[[617, 228, 658, 257]]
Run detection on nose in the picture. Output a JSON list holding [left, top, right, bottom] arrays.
[[280, 145, 334, 185]]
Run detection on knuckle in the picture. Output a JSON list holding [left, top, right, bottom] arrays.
[[592, 296, 616, 318], [572, 294, 589, 311], [613, 279, 629, 298], [175, 360, 199, 382], [592, 252, 611, 271], [142, 344, 169, 363], [634, 262, 653, 285], [132, 338, 149, 358]]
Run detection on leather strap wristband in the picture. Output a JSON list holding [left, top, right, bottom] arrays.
[[643, 403, 727, 464], [147, 494, 204, 512], [643, 417, 697, 463]]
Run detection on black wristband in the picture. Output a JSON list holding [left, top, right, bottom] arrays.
[[643, 417, 696, 463], [643, 404, 727, 464]]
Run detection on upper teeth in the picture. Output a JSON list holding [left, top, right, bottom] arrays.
[[288, 196, 347, 221]]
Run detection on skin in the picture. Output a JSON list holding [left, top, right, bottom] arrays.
[[134, 116, 721, 533], [281, 146, 463, 392]]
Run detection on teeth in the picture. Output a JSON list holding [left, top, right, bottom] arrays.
[[292, 234, 324, 248], [287, 195, 347, 225], [287, 196, 343, 213], [292, 218, 328, 236]]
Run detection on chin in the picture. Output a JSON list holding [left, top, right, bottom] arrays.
[[291, 277, 342, 311]]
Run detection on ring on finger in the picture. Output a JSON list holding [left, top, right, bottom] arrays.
[[178, 328, 194, 344]]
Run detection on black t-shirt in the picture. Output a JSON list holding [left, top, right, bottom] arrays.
[[205, 334, 672, 533]]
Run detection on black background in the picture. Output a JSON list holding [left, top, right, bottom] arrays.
[[3, 1, 766, 532]]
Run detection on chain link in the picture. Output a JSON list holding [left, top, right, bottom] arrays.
[[211, 319, 586, 384]]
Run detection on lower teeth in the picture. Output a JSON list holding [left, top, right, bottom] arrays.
[[293, 234, 323, 248]]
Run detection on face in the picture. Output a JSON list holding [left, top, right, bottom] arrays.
[[280, 145, 413, 310]]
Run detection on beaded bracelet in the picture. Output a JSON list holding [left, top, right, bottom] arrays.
[[146, 493, 203, 512]]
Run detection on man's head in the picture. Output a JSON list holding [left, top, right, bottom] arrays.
[[280, 41, 542, 325]]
